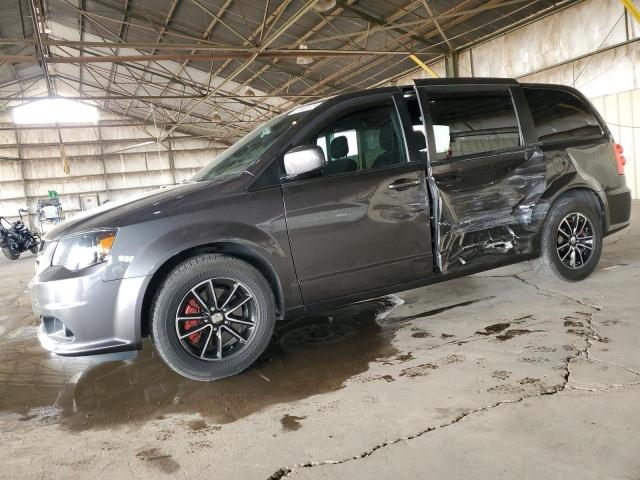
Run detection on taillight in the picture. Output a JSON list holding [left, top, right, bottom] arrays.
[[614, 143, 626, 175]]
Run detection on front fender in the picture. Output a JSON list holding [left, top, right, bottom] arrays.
[[106, 219, 288, 281], [99, 186, 302, 324]]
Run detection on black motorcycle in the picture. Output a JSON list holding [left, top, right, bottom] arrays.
[[0, 209, 41, 260]]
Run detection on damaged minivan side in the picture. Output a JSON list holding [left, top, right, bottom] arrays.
[[31, 78, 631, 381]]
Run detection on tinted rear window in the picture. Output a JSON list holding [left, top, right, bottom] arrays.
[[427, 95, 521, 160], [524, 88, 603, 143]]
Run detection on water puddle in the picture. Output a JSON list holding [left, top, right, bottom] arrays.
[[387, 296, 495, 323], [0, 298, 399, 431]]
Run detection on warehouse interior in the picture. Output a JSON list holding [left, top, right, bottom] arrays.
[[1, 0, 639, 478], [1, 0, 639, 227]]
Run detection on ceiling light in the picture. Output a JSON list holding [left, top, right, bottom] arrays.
[[212, 111, 222, 122], [296, 44, 313, 65], [12, 98, 99, 125], [314, 0, 336, 12]]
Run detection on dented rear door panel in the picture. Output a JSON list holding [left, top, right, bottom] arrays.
[[415, 84, 547, 273]]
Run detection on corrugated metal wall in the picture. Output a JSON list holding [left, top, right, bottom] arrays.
[[592, 89, 640, 199], [0, 110, 223, 228], [393, 0, 640, 198], [2, 0, 639, 231]]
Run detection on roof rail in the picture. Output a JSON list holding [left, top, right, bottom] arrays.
[[413, 77, 519, 87]]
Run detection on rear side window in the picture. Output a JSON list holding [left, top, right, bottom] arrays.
[[427, 95, 521, 160], [524, 88, 603, 143]]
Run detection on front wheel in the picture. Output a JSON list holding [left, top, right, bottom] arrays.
[[532, 196, 603, 281], [150, 254, 276, 382]]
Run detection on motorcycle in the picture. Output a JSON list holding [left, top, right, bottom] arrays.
[[0, 209, 41, 260]]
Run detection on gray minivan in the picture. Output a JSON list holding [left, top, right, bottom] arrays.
[[31, 78, 631, 381]]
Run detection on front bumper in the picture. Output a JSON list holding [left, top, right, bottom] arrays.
[[31, 263, 149, 356]]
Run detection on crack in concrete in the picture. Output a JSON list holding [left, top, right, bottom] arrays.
[[266, 274, 611, 479], [267, 384, 575, 479], [513, 274, 603, 312], [568, 382, 640, 392], [603, 229, 629, 247], [585, 356, 640, 377], [513, 275, 640, 378]]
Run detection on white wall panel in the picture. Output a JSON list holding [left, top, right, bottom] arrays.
[[0, 179, 25, 199], [457, 50, 473, 78], [106, 171, 174, 191], [174, 169, 200, 183], [0, 161, 22, 182], [592, 89, 640, 199], [25, 177, 107, 197], [0, 198, 27, 216], [173, 149, 214, 169], [0, 120, 214, 220]]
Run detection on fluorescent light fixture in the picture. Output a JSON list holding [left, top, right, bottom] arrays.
[[12, 98, 99, 125]]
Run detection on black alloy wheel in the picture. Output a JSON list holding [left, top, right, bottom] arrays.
[[151, 254, 276, 381]]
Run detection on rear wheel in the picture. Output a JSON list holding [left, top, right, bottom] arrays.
[[150, 254, 276, 381], [532, 196, 602, 281], [2, 238, 20, 260]]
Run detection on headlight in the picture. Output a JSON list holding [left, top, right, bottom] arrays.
[[35, 240, 58, 274], [51, 229, 117, 271]]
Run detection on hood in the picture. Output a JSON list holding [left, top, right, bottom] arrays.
[[43, 175, 244, 241]]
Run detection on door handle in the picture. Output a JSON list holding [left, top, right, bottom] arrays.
[[388, 179, 420, 190]]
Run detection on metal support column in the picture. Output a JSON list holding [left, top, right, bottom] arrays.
[[12, 129, 33, 230], [167, 140, 177, 185], [445, 51, 459, 78], [96, 126, 110, 203]]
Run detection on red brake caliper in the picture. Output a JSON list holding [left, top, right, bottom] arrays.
[[183, 298, 204, 344]]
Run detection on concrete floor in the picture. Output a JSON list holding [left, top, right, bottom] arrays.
[[1, 203, 638, 480]]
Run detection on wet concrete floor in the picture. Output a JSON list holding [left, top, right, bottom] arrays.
[[1, 203, 639, 479], [0, 291, 399, 430]]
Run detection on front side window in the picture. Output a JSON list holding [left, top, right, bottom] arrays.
[[311, 104, 407, 176], [524, 88, 603, 143], [427, 95, 521, 160]]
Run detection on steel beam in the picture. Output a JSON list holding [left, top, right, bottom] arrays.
[[161, 0, 321, 139], [621, 0, 640, 23], [337, 0, 448, 54], [421, 0, 454, 51], [31, 49, 412, 64], [410, 54, 439, 77], [27, 0, 54, 95]]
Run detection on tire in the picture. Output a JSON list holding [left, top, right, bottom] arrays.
[[2, 238, 20, 260], [150, 254, 276, 381], [30, 245, 40, 254], [532, 195, 603, 281], [3, 248, 19, 260]]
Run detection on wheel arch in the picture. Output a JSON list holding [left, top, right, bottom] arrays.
[[139, 242, 286, 338], [550, 186, 606, 229], [534, 185, 606, 253]]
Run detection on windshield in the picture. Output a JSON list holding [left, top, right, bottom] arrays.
[[191, 102, 321, 182]]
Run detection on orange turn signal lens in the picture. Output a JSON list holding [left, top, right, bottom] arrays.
[[97, 232, 116, 256]]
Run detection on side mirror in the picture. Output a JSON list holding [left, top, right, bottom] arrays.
[[284, 145, 325, 179]]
